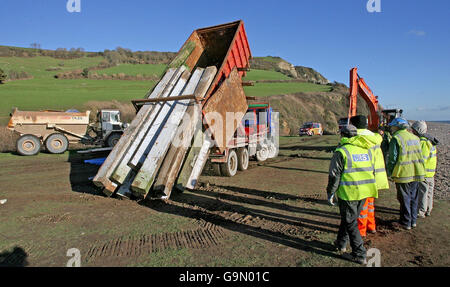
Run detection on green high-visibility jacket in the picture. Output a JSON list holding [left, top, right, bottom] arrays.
[[420, 136, 437, 178], [391, 129, 426, 183], [357, 129, 389, 190], [336, 136, 378, 201]]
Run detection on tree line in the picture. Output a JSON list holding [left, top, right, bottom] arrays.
[[0, 45, 176, 65]]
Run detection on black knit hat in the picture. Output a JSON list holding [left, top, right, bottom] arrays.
[[350, 115, 368, 129], [341, 124, 358, 138]]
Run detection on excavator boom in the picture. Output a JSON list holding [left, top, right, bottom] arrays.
[[348, 67, 380, 132]]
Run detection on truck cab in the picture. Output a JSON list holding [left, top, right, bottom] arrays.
[[96, 110, 128, 147], [381, 109, 403, 126]]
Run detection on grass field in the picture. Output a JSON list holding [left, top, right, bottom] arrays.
[[1, 135, 448, 266], [92, 63, 167, 77], [0, 56, 104, 78]]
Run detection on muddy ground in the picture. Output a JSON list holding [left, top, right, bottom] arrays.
[[0, 133, 448, 267]]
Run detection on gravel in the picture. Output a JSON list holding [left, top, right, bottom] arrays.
[[425, 122, 449, 200]]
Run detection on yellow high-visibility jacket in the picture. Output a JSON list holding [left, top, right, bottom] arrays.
[[420, 136, 437, 178], [336, 136, 378, 201], [357, 129, 389, 190], [391, 129, 426, 183]]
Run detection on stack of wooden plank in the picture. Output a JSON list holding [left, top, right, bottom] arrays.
[[93, 66, 217, 199]]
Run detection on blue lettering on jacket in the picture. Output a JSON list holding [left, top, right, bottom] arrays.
[[352, 154, 370, 162]]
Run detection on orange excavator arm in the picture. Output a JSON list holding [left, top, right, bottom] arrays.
[[347, 67, 380, 132]]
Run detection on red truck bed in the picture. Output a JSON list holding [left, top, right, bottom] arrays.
[[175, 20, 252, 102]]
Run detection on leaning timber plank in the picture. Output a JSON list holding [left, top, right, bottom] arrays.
[[168, 41, 196, 69], [153, 109, 201, 197], [130, 68, 204, 198], [185, 135, 214, 190], [115, 172, 135, 199], [109, 67, 188, 185], [174, 127, 204, 192], [92, 68, 177, 192], [153, 66, 217, 198], [127, 68, 196, 170], [103, 182, 118, 197]]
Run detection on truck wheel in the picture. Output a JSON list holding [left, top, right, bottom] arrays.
[[256, 145, 269, 162], [16, 135, 41, 156], [237, 147, 249, 171], [212, 163, 222, 176], [107, 133, 122, 147], [267, 143, 278, 159], [45, 133, 69, 154], [220, 149, 238, 177]]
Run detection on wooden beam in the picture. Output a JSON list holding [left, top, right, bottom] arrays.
[[115, 172, 135, 199], [152, 104, 201, 198], [127, 69, 196, 170], [174, 127, 204, 192], [153, 66, 217, 198], [110, 67, 188, 185], [92, 67, 177, 194], [185, 136, 213, 190]]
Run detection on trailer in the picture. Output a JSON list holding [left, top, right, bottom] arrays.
[[7, 108, 128, 156], [208, 102, 279, 177]]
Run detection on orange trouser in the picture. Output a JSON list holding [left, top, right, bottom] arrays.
[[358, 197, 376, 237]]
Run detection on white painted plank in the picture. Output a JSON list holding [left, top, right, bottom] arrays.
[[153, 66, 218, 198], [129, 68, 204, 169], [93, 67, 177, 192], [185, 133, 214, 190], [130, 68, 204, 198]]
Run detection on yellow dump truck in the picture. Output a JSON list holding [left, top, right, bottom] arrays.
[[7, 108, 128, 156]]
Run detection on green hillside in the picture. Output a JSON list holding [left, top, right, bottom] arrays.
[[243, 69, 291, 81]]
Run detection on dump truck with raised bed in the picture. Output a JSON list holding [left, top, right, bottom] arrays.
[[7, 108, 128, 155], [93, 20, 279, 200]]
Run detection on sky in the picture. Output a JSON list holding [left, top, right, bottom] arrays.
[[1, 0, 449, 120]]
